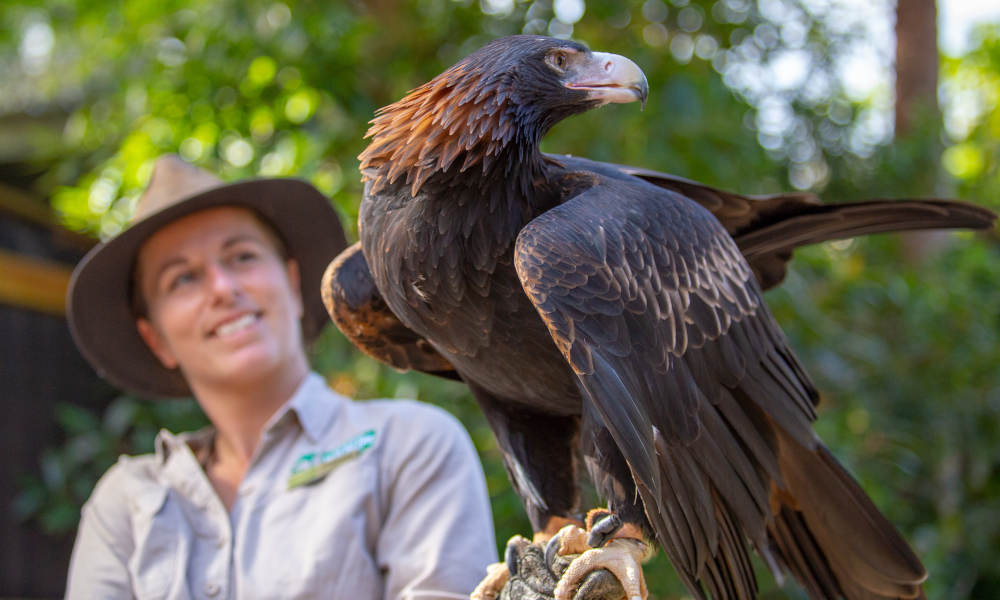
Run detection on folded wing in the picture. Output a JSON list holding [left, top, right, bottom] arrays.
[[552, 155, 996, 289], [322, 242, 459, 379], [514, 176, 926, 599]]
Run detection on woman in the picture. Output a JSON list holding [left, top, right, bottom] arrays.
[[64, 155, 497, 599]]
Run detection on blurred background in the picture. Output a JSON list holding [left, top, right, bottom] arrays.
[[1, 0, 998, 598]]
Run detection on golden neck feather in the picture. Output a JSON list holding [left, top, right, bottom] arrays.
[[358, 64, 518, 196]]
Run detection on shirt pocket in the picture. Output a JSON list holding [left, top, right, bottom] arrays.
[[252, 449, 381, 599], [128, 487, 183, 600]]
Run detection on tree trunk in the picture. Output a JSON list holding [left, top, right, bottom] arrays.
[[894, 0, 947, 259], [895, 0, 939, 136]]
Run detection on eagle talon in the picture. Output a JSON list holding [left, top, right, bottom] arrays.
[[544, 531, 563, 576], [472, 535, 532, 600], [505, 537, 523, 576], [553, 538, 648, 600], [554, 524, 593, 556], [587, 513, 623, 549]]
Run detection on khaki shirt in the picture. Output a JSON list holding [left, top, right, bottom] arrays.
[[66, 373, 497, 599]]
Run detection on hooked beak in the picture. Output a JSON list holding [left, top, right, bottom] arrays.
[[565, 51, 649, 109]]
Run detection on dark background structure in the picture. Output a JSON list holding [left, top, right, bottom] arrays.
[[0, 181, 114, 597], [1, 1, 997, 598]]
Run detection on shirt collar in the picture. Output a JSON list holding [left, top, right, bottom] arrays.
[[154, 372, 345, 459], [154, 427, 221, 512], [155, 426, 212, 464], [273, 371, 345, 444]]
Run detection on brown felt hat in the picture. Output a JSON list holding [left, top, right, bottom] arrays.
[[67, 155, 347, 398]]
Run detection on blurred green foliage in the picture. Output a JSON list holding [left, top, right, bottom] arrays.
[[3, 1, 998, 598]]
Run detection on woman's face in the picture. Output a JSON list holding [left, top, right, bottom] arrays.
[[134, 206, 306, 389]]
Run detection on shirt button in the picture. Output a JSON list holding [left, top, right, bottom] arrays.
[[204, 582, 220, 597], [215, 537, 227, 549]]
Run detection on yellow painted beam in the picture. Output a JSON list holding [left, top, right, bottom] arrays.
[[0, 248, 74, 315], [0, 182, 57, 227], [0, 183, 97, 251]]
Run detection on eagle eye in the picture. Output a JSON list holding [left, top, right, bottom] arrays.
[[546, 49, 571, 72]]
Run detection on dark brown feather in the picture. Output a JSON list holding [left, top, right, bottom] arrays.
[[322, 242, 458, 378], [515, 177, 928, 598], [349, 35, 995, 600], [553, 155, 996, 289]]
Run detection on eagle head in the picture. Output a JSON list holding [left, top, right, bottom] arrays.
[[360, 36, 648, 195]]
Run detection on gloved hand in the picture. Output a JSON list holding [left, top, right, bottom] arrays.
[[498, 535, 625, 600]]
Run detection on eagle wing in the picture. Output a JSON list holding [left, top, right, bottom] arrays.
[[550, 155, 996, 289], [514, 176, 925, 599], [322, 243, 459, 379]]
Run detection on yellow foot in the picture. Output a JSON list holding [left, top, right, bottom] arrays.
[[547, 523, 591, 556], [533, 515, 586, 544], [471, 556, 515, 600], [550, 525, 648, 600]]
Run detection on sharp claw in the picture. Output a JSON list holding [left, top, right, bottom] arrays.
[[544, 529, 563, 573], [505, 538, 521, 576], [587, 513, 623, 548], [553, 538, 648, 600]]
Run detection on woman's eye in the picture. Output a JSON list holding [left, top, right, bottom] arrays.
[[168, 271, 197, 291], [235, 251, 258, 263]]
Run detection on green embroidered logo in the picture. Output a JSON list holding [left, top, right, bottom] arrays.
[[287, 429, 376, 489]]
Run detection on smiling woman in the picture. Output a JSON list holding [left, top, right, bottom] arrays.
[[63, 155, 498, 599], [133, 207, 307, 401]]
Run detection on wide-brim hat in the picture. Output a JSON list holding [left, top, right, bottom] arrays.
[[67, 155, 348, 398]]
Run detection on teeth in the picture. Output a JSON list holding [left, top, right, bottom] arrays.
[[215, 314, 257, 337]]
